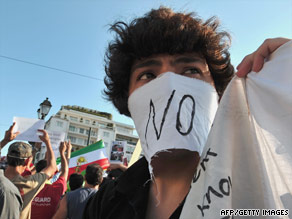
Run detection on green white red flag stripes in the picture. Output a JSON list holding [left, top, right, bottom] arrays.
[[56, 140, 110, 177]]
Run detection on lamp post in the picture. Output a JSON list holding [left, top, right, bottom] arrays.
[[37, 97, 52, 120], [34, 97, 52, 164]]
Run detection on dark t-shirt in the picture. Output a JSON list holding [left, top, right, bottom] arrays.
[[83, 157, 185, 219], [0, 169, 23, 219]]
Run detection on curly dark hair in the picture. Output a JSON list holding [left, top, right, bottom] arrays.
[[104, 7, 234, 117], [36, 159, 47, 173]]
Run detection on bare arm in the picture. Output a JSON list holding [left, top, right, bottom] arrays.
[[59, 142, 69, 181], [52, 194, 68, 219], [38, 129, 57, 178], [0, 122, 19, 149], [107, 163, 128, 172], [66, 140, 72, 162]]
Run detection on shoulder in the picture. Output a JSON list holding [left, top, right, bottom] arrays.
[[24, 172, 48, 182], [83, 180, 116, 219], [0, 172, 21, 197], [83, 157, 150, 219]]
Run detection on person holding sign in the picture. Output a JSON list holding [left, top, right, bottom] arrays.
[[31, 141, 71, 219], [83, 7, 290, 219], [4, 127, 57, 219]]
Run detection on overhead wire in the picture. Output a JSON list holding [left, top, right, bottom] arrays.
[[0, 55, 104, 81]]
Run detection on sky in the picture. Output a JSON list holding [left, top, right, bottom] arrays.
[[0, 0, 291, 156]]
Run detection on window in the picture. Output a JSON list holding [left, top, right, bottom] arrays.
[[90, 140, 94, 145], [79, 128, 84, 134], [103, 131, 110, 137], [70, 116, 78, 122], [85, 120, 90, 124], [86, 129, 90, 135], [68, 136, 76, 143], [91, 131, 96, 136], [117, 126, 131, 134], [69, 125, 76, 132], [77, 138, 85, 145], [56, 121, 63, 127]]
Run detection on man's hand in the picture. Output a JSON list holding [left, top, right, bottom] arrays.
[[59, 142, 66, 155], [66, 140, 72, 160], [236, 38, 291, 77], [38, 129, 50, 144], [107, 163, 128, 172], [1, 122, 20, 147]]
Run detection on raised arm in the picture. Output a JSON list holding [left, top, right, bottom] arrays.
[[66, 140, 72, 162], [38, 129, 57, 178], [0, 122, 19, 149], [59, 141, 69, 181], [236, 37, 291, 77]]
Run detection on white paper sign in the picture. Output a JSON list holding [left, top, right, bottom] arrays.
[[180, 41, 292, 218], [109, 141, 126, 164], [41, 130, 66, 158], [13, 117, 45, 142]]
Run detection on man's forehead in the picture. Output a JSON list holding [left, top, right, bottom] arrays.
[[131, 52, 206, 71]]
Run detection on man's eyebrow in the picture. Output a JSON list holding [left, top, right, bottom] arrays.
[[173, 57, 205, 65], [131, 59, 161, 72]]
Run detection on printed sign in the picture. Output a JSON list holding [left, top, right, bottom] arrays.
[[41, 130, 66, 158], [109, 141, 126, 163]]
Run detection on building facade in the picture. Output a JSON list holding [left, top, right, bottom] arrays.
[[42, 105, 139, 163]]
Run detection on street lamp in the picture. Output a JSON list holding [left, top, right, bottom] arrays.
[[37, 97, 52, 120]]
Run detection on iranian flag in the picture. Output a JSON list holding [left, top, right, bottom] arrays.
[[56, 140, 110, 177]]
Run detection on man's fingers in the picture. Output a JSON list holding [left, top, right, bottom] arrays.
[[236, 54, 254, 77], [9, 122, 16, 131], [252, 38, 290, 72]]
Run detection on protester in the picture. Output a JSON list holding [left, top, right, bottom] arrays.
[[4, 126, 57, 219], [0, 122, 22, 219], [31, 141, 71, 219], [83, 7, 290, 219], [69, 173, 84, 191], [53, 163, 103, 219], [0, 167, 23, 219]]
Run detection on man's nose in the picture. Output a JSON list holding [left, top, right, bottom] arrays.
[[157, 64, 176, 76]]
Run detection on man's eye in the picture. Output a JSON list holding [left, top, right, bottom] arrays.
[[137, 72, 156, 80], [182, 68, 202, 75]]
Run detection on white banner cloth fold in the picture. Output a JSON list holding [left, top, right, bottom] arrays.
[[180, 41, 292, 219]]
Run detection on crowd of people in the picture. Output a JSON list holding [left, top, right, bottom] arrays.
[[0, 123, 127, 219], [0, 6, 291, 219]]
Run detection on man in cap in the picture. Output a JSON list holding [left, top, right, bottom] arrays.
[[4, 128, 57, 219]]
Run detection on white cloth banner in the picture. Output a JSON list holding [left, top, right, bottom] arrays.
[[180, 41, 292, 218]]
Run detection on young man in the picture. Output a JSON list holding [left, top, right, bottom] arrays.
[[31, 141, 71, 219], [4, 128, 57, 219], [53, 163, 103, 219], [83, 7, 289, 219]]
